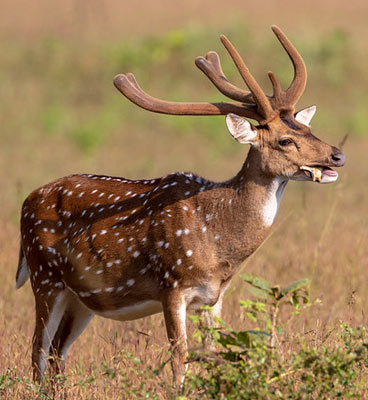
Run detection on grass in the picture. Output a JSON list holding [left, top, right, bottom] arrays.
[[183, 277, 368, 399], [1, 4, 368, 398]]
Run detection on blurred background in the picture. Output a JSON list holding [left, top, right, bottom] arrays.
[[1, 0, 367, 395]]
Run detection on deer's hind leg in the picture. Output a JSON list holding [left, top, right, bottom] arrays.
[[49, 290, 94, 375], [32, 290, 68, 382]]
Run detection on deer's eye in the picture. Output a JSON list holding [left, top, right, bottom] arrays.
[[279, 138, 294, 147]]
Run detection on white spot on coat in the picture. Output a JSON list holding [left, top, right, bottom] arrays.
[[126, 279, 135, 287]]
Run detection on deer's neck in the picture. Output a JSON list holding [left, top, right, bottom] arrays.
[[201, 148, 288, 268]]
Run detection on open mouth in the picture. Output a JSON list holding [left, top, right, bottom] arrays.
[[300, 165, 338, 184]]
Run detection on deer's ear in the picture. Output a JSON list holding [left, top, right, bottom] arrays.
[[226, 114, 258, 145], [295, 105, 316, 127]]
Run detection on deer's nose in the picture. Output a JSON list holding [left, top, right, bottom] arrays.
[[331, 151, 346, 167]]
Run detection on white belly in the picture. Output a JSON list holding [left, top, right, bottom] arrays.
[[95, 300, 162, 321]]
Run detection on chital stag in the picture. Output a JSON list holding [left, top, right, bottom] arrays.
[[16, 26, 345, 384]]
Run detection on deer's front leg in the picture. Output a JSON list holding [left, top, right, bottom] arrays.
[[199, 294, 224, 351], [162, 292, 188, 385]]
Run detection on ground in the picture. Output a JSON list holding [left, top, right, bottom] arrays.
[[1, 1, 367, 398]]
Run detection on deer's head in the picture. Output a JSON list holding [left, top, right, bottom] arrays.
[[114, 25, 345, 183], [226, 106, 345, 184]]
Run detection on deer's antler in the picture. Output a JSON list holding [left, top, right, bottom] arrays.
[[113, 73, 261, 120], [267, 25, 307, 112], [194, 51, 254, 103], [113, 25, 307, 124]]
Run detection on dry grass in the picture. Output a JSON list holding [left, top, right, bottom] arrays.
[[1, 1, 368, 398]]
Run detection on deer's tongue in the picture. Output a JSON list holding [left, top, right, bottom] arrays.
[[321, 167, 338, 183]]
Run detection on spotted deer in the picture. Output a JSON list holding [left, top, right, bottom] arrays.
[[16, 26, 345, 384]]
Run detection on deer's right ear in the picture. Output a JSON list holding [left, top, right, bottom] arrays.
[[226, 114, 258, 145]]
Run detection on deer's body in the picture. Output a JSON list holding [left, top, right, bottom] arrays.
[[16, 26, 345, 384], [19, 161, 277, 313]]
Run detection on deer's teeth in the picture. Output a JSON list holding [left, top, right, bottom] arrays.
[[300, 166, 322, 182]]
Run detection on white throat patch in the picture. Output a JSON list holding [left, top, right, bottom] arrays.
[[261, 178, 287, 227]]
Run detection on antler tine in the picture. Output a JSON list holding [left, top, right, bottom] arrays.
[[220, 34, 275, 122], [113, 73, 261, 119], [267, 71, 282, 99], [271, 25, 307, 107], [195, 51, 254, 103]]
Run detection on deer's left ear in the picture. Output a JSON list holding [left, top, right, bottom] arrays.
[[295, 105, 317, 127], [226, 114, 258, 145]]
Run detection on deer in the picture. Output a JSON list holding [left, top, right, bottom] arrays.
[[16, 25, 345, 385]]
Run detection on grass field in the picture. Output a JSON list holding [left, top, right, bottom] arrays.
[[1, 1, 368, 398]]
